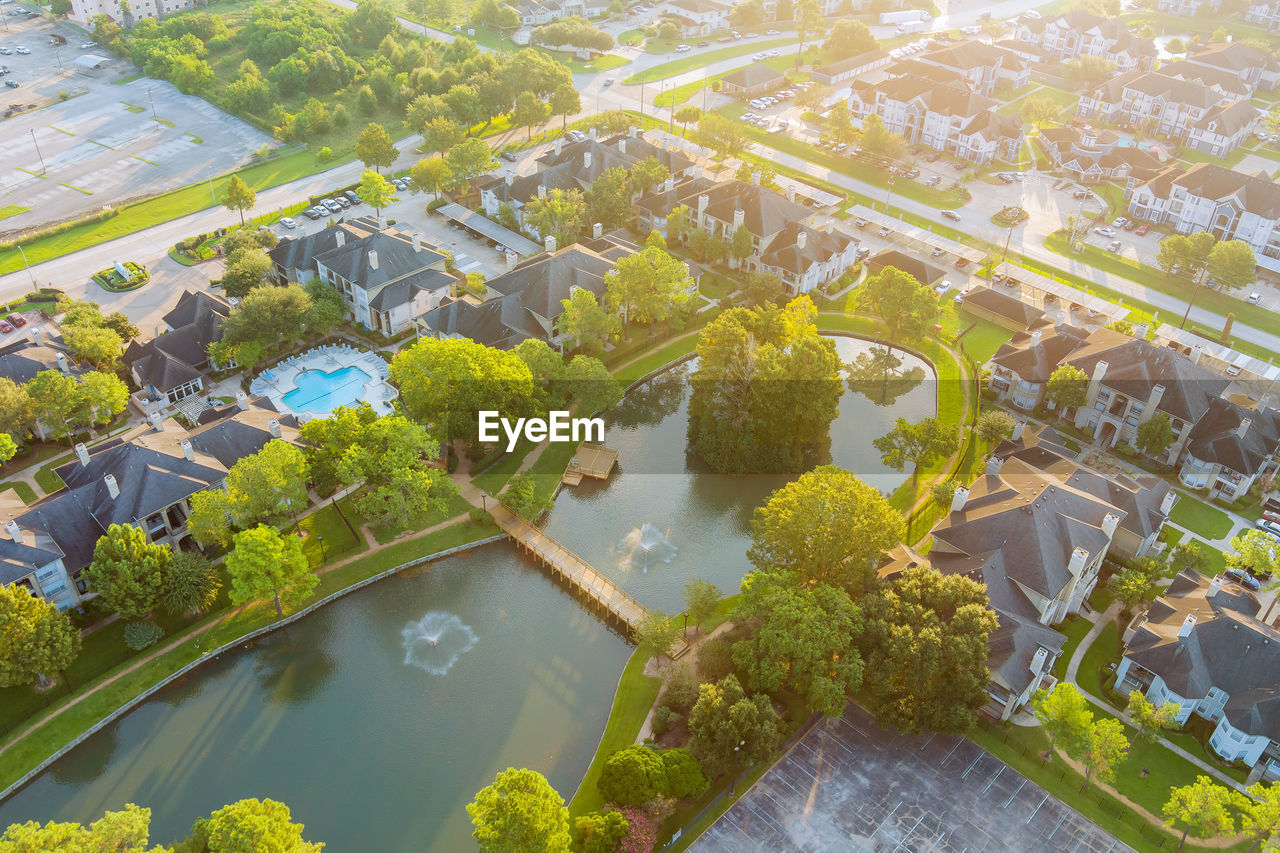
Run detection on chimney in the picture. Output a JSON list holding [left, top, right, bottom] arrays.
[[75, 442, 89, 467], [583, 150, 592, 170], [1190, 344, 1203, 364], [180, 439, 195, 462], [55, 353, 69, 373], [412, 234, 422, 253], [1179, 614, 1197, 639], [733, 208, 745, 229], [1161, 489, 1177, 515], [664, 176, 675, 193], [1238, 417, 1252, 439], [29, 329, 41, 346], [236, 390, 249, 411], [750, 170, 760, 186], [797, 230, 807, 250], [593, 222, 603, 239], [268, 418, 281, 439], [104, 474, 120, 499], [589, 126, 598, 140], [1012, 420, 1026, 441], [1068, 547, 1089, 578], [1139, 383, 1165, 425], [951, 486, 970, 513], [1208, 576, 1223, 597], [368, 250, 379, 271], [336, 230, 346, 248], [1085, 359, 1109, 407], [1102, 512, 1120, 538], [150, 412, 164, 431], [505, 173, 514, 187], [1030, 647, 1048, 675], [618, 139, 626, 155], [505, 251, 519, 272], [544, 235, 557, 254], [227, 297, 241, 311], [629, 125, 639, 138], [1030, 329, 1043, 347], [5, 520, 22, 545], [786, 185, 796, 203], [554, 138, 563, 155], [537, 184, 547, 200], [985, 455, 1005, 476], [1135, 322, 1149, 339], [697, 193, 709, 223]]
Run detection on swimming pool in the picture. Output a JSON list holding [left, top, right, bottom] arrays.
[[281, 366, 373, 415]]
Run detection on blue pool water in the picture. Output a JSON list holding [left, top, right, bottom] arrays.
[[281, 366, 372, 414], [1114, 137, 1152, 151]]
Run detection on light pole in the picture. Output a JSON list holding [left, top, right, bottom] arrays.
[[52, 44, 62, 71], [147, 87, 157, 121], [1000, 223, 1015, 267], [17, 245, 36, 287], [480, 491, 488, 512], [882, 176, 895, 214], [729, 740, 746, 796], [29, 128, 46, 174], [682, 611, 688, 639], [317, 535, 326, 565]]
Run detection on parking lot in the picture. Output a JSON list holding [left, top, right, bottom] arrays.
[[693, 705, 1132, 853], [0, 9, 271, 236]]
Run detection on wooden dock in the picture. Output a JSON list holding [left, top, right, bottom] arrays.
[[562, 444, 619, 486], [494, 505, 688, 657]]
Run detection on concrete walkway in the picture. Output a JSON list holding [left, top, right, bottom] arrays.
[[1064, 600, 1120, 684]]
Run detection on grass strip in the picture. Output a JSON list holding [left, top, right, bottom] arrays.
[[0, 205, 30, 221], [625, 38, 797, 83], [58, 184, 94, 195]]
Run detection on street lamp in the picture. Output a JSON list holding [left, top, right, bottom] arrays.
[[729, 740, 746, 796], [480, 491, 488, 512], [317, 535, 326, 565], [883, 176, 896, 214], [29, 128, 46, 174], [682, 611, 688, 639]]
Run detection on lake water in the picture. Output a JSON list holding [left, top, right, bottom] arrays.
[[0, 335, 935, 847]]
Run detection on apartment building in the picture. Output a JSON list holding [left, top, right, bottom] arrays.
[[1013, 10, 1156, 72]]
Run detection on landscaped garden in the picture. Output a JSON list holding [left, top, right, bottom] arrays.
[[90, 261, 149, 292]]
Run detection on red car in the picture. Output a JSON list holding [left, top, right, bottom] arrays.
[[954, 257, 969, 269], [1264, 510, 1280, 525], [0, 320, 12, 334], [1135, 222, 1150, 236], [7, 314, 25, 327]]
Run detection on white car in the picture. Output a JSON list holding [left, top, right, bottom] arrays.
[[80, 41, 97, 48], [1024, 8, 1042, 17], [15, 46, 30, 55], [1112, 216, 1128, 227], [766, 28, 780, 34], [279, 217, 297, 229], [953, 286, 972, 304], [1246, 292, 1262, 304], [1095, 226, 1117, 237], [935, 280, 953, 295], [675, 44, 691, 52], [1257, 518, 1280, 538]]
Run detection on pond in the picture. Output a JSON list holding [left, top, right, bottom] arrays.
[[0, 335, 936, 848]]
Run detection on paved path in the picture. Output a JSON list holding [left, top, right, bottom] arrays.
[[1065, 600, 1120, 684]]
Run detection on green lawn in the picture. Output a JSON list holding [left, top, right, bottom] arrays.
[[952, 314, 1014, 363], [1052, 615, 1093, 678], [472, 440, 540, 496], [34, 453, 72, 494], [297, 502, 362, 566], [0, 205, 30, 221], [625, 38, 797, 83], [368, 491, 474, 545], [0, 480, 37, 503], [1170, 496, 1234, 540], [1077, 619, 1121, 701]]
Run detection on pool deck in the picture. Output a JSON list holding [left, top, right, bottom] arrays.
[[249, 344, 396, 421]]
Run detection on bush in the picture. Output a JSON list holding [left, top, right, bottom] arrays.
[[697, 635, 735, 682], [316, 146, 334, 163], [651, 705, 680, 737], [446, 452, 459, 473], [598, 745, 666, 807], [660, 748, 708, 799], [662, 664, 701, 716], [124, 621, 164, 651], [468, 507, 492, 526]]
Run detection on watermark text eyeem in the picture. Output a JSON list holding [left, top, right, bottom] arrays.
[[478, 411, 605, 452]]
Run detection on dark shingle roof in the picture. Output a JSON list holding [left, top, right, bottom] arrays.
[[865, 250, 945, 286], [1066, 334, 1229, 424], [991, 323, 1091, 383], [0, 537, 63, 585], [962, 286, 1048, 329], [1184, 398, 1280, 477]]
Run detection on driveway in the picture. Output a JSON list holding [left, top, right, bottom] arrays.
[[693, 704, 1132, 853]]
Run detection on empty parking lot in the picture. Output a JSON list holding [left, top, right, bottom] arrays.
[[0, 11, 271, 235], [693, 705, 1132, 853]]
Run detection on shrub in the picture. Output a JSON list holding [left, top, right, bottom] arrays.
[[446, 452, 459, 473], [316, 146, 334, 163], [598, 745, 666, 807], [662, 664, 701, 716], [124, 621, 164, 651], [651, 705, 680, 737], [468, 507, 492, 526], [697, 634, 736, 682], [660, 748, 707, 799]]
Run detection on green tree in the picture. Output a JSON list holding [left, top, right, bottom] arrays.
[[197, 797, 323, 852], [824, 18, 876, 59], [161, 551, 222, 617], [218, 247, 274, 298], [225, 524, 317, 616], [572, 811, 628, 853], [597, 744, 666, 806], [499, 471, 554, 520], [794, 0, 824, 69], [423, 115, 466, 158], [1064, 55, 1118, 89], [628, 156, 668, 196], [1170, 540, 1210, 574], [686, 674, 780, 779], [1020, 96, 1061, 127], [0, 377, 33, 444], [468, 768, 572, 853], [390, 337, 537, 444], [1031, 683, 1093, 760], [585, 166, 633, 233], [549, 83, 580, 131], [859, 114, 906, 161], [682, 578, 722, 631], [1045, 364, 1089, 412], [635, 610, 681, 661], [661, 748, 708, 799], [524, 187, 588, 248], [1081, 717, 1129, 789], [356, 168, 396, 215], [1236, 782, 1280, 853], [84, 523, 172, 621], [931, 480, 958, 510], [445, 136, 496, 191], [692, 113, 747, 158], [356, 121, 399, 173], [215, 284, 314, 370], [557, 288, 614, 352], [845, 344, 926, 406], [63, 324, 123, 369], [0, 582, 81, 688], [729, 225, 754, 268], [351, 0, 398, 42], [603, 236, 693, 336], [1227, 529, 1280, 579], [741, 271, 782, 308], [1108, 564, 1158, 613], [857, 266, 939, 341], [303, 278, 346, 336], [1164, 777, 1236, 849], [874, 417, 958, 485], [563, 355, 621, 415], [222, 439, 310, 529], [25, 370, 80, 442], [665, 205, 694, 245], [78, 372, 130, 430], [1157, 231, 1215, 284], [975, 410, 1016, 446], [861, 567, 998, 733], [731, 571, 863, 716], [1126, 690, 1180, 745], [222, 174, 256, 226], [513, 91, 548, 142], [748, 465, 903, 591], [823, 102, 858, 147], [1207, 239, 1258, 292], [410, 157, 454, 199], [1136, 412, 1176, 458], [0, 804, 159, 851], [674, 105, 702, 136], [0, 433, 14, 464]]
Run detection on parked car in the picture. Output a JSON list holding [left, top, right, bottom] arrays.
[[322, 198, 342, 213], [1135, 222, 1150, 236], [1107, 240, 1122, 253], [766, 28, 780, 34], [675, 44, 691, 52], [302, 207, 322, 220], [876, 226, 892, 237], [3, 80, 18, 88], [1112, 217, 1128, 227], [855, 246, 871, 259], [935, 280, 953, 295], [697, 41, 710, 48], [345, 190, 362, 205], [0, 320, 12, 334], [930, 246, 946, 257], [80, 40, 97, 48], [7, 314, 26, 327], [1072, 190, 1092, 199], [997, 174, 1015, 184], [1225, 567, 1261, 590], [953, 286, 971, 304], [1257, 518, 1280, 537], [854, 218, 868, 228], [1004, 277, 1019, 289], [1262, 510, 1280, 525], [279, 216, 297, 229], [603, 78, 613, 87], [1247, 292, 1262, 304], [954, 257, 969, 269], [14, 46, 29, 55], [941, 210, 961, 221], [1095, 226, 1117, 237], [335, 196, 352, 208], [1123, 219, 1139, 231], [0, 48, 11, 56]]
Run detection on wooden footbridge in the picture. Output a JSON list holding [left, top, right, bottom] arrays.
[[493, 505, 688, 657]]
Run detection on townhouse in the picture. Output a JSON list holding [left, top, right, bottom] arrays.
[[1077, 70, 1259, 157], [1036, 126, 1165, 185], [0, 402, 300, 610], [124, 290, 233, 417], [1178, 397, 1280, 502], [0, 329, 93, 443], [908, 39, 1031, 97], [1245, 0, 1280, 31], [269, 216, 456, 337], [847, 72, 1024, 165], [1155, 0, 1218, 14], [662, 0, 731, 37], [1118, 571, 1280, 779], [515, 0, 608, 25], [70, 0, 193, 26], [1013, 10, 1156, 72], [1183, 42, 1280, 94], [1125, 163, 1280, 272]]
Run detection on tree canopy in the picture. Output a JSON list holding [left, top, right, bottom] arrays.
[[85, 523, 172, 621], [468, 768, 572, 853], [0, 582, 81, 688], [857, 266, 939, 341], [686, 674, 781, 779], [225, 524, 317, 616], [873, 417, 958, 485]]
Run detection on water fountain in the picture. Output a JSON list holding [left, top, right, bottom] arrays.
[[400, 612, 478, 676], [615, 523, 678, 573]]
